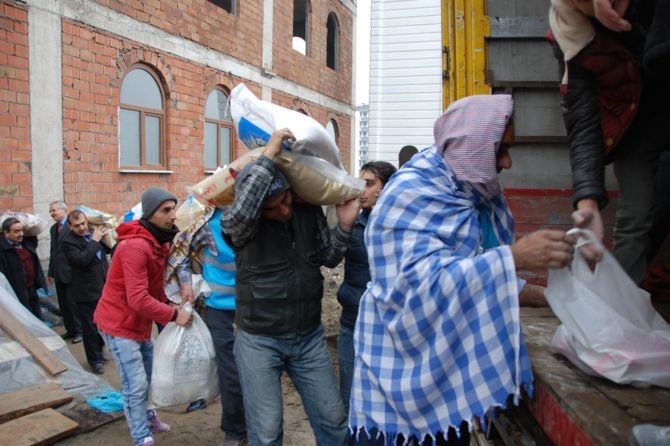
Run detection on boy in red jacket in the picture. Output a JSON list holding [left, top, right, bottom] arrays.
[[94, 187, 193, 446]]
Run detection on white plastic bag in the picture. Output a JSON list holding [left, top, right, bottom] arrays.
[[150, 303, 219, 406], [545, 229, 670, 388], [230, 83, 343, 168]]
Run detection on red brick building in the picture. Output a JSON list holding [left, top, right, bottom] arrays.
[[0, 0, 356, 230]]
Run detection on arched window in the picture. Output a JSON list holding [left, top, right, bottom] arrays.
[[292, 0, 309, 55], [325, 119, 339, 145], [326, 13, 339, 70], [204, 89, 234, 171], [119, 66, 165, 169]]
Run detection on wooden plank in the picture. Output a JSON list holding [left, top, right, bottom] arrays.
[[0, 309, 68, 376], [0, 383, 73, 423], [0, 408, 78, 446]]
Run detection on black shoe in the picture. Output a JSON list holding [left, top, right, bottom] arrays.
[[91, 363, 105, 375], [185, 398, 207, 413], [72, 334, 83, 344], [61, 332, 75, 340]]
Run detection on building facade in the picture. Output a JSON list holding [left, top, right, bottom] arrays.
[[1, 0, 356, 246]]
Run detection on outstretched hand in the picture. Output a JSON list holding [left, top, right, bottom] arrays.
[[593, 0, 631, 32], [511, 229, 576, 271], [571, 201, 605, 264]]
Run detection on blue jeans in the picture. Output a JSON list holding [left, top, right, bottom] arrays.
[[205, 307, 246, 440], [337, 324, 355, 412], [100, 331, 154, 445], [234, 325, 347, 446]]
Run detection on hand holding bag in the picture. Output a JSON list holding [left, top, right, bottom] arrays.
[[545, 229, 670, 388]]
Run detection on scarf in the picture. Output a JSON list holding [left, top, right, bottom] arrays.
[[139, 218, 179, 246], [434, 94, 513, 200]]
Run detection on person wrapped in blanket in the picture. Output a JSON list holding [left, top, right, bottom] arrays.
[[348, 95, 577, 446]]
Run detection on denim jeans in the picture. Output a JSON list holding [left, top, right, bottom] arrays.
[[337, 324, 355, 412], [205, 307, 246, 440], [100, 331, 154, 445], [234, 324, 347, 446]]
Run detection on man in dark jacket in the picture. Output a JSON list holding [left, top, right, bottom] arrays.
[[48, 200, 81, 343], [549, 0, 670, 284], [222, 128, 359, 446], [336, 160, 396, 412], [0, 218, 46, 319], [61, 209, 110, 375]]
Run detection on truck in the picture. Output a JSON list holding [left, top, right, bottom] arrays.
[[365, 1, 670, 444]]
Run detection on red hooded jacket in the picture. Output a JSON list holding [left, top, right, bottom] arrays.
[[94, 220, 174, 341]]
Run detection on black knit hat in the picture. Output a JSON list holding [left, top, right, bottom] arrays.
[[141, 187, 177, 219]]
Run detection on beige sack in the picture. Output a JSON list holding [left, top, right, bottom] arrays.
[[191, 148, 364, 208]]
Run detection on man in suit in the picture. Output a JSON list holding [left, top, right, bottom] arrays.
[[61, 209, 109, 374], [48, 200, 81, 343], [0, 218, 46, 319]]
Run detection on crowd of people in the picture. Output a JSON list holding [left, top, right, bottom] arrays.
[[0, 1, 667, 445]]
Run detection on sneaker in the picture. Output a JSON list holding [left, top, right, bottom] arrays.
[[139, 437, 155, 446], [629, 424, 670, 446], [72, 334, 83, 344], [147, 410, 171, 433], [91, 363, 104, 375]]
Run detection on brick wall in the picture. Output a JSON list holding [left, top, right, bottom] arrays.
[[0, 2, 31, 211], [271, 0, 354, 104], [59, 15, 352, 217]]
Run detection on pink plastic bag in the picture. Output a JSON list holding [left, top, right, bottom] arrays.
[[545, 229, 670, 388]]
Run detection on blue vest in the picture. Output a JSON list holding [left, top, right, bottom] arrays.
[[202, 208, 236, 310]]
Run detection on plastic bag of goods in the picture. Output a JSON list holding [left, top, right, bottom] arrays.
[[192, 147, 364, 207], [230, 83, 343, 168], [121, 202, 142, 222], [0, 212, 48, 237], [175, 195, 207, 232], [77, 205, 117, 248], [150, 302, 219, 407]]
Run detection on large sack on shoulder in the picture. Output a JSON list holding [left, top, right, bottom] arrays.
[[0, 212, 48, 237], [192, 148, 363, 207], [230, 83, 343, 168], [77, 205, 117, 248]]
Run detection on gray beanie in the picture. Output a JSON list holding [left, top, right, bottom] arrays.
[[141, 187, 177, 219]]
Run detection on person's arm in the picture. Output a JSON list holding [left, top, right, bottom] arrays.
[[592, 0, 631, 32], [62, 237, 101, 268], [221, 155, 275, 248], [221, 129, 293, 248], [563, 58, 609, 212]]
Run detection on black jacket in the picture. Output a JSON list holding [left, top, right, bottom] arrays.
[[60, 231, 109, 303], [555, 1, 670, 209], [0, 234, 47, 303], [48, 221, 71, 283]]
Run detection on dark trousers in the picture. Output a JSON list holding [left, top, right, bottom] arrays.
[[24, 288, 43, 320], [74, 299, 104, 366], [56, 279, 80, 335], [204, 307, 246, 439]]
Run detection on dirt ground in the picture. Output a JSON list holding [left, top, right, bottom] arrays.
[[54, 265, 344, 446]]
